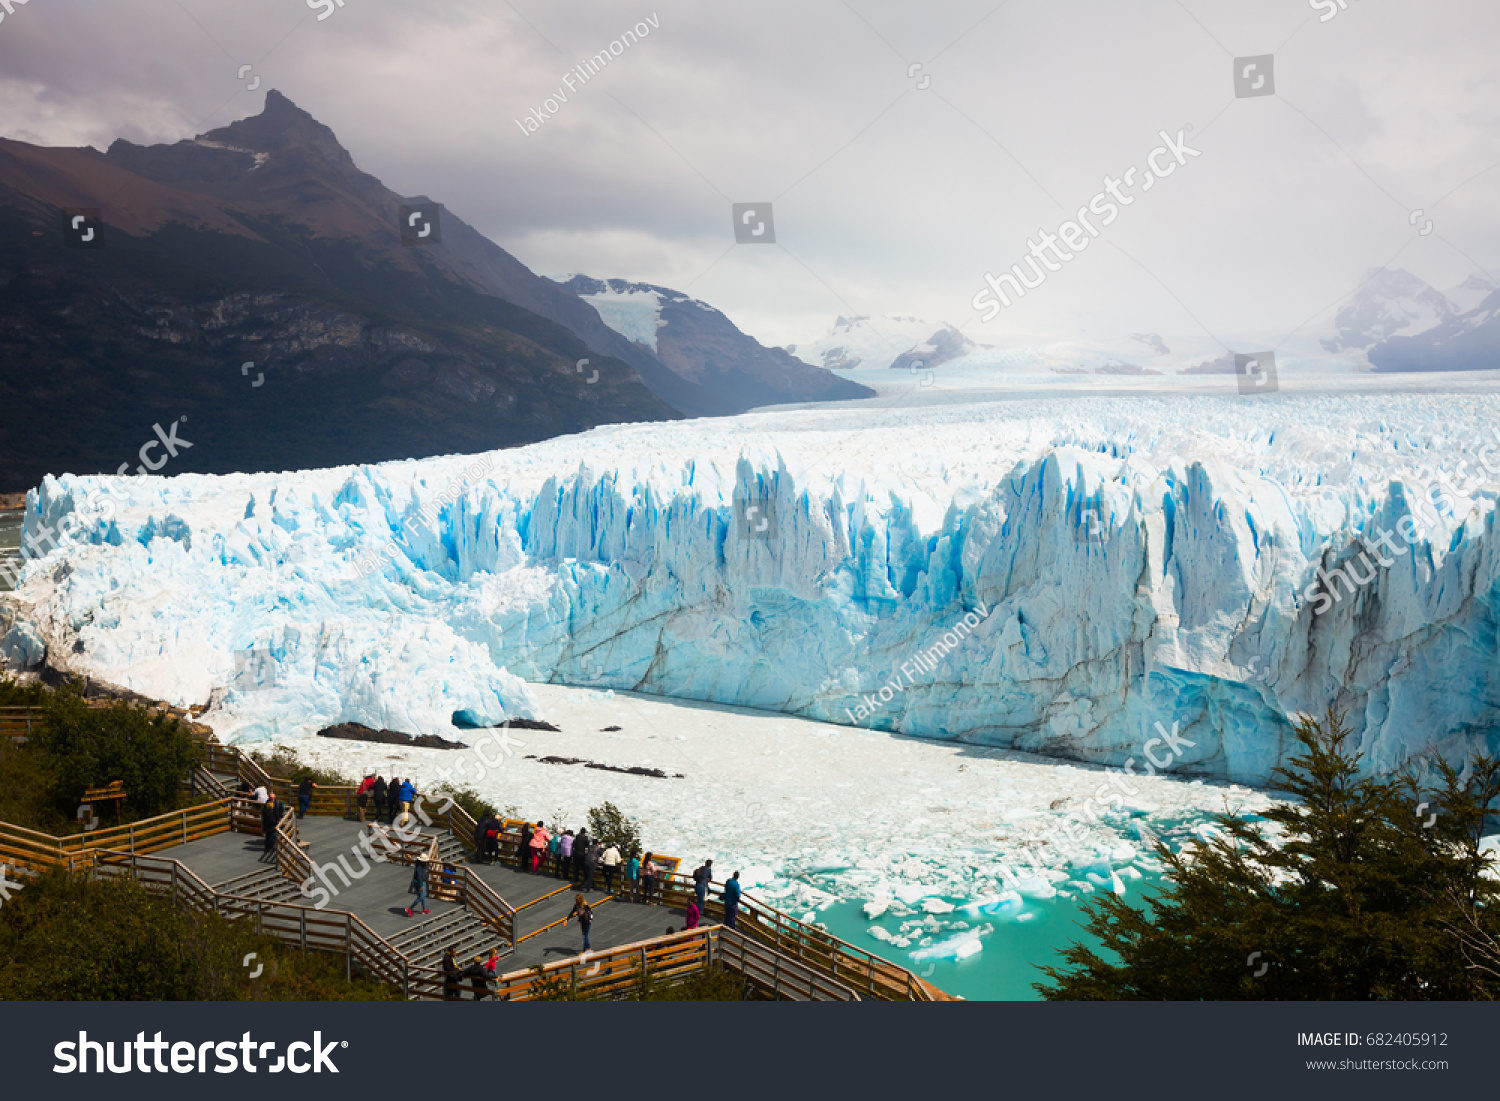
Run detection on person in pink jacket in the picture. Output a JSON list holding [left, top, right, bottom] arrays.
[[528, 821, 550, 873]]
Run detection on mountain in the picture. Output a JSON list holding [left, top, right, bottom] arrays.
[[555, 276, 873, 408], [1368, 288, 1500, 372], [0, 91, 866, 492], [1322, 268, 1457, 353], [889, 325, 979, 373], [793, 314, 943, 371]]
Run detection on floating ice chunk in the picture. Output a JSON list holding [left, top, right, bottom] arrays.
[[921, 898, 955, 914], [863, 897, 892, 920], [868, 926, 893, 942], [959, 890, 1022, 918], [893, 883, 941, 905], [1110, 870, 1126, 895], [910, 928, 983, 962]]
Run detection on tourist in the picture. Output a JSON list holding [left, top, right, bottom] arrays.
[[397, 777, 416, 825], [372, 776, 388, 823], [473, 812, 492, 860], [565, 893, 593, 951], [692, 858, 713, 916], [518, 821, 533, 870], [547, 827, 562, 876], [405, 853, 432, 917], [600, 841, 621, 893], [484, 817, 502, 863], [356, 773, 374, 823], [529, 821, 550, 873], [463, 954, 493, 1001], [442, 945, 462, 1000], [261, 793, 285, 854], [640, 852, 658, 905], [625, 851, 640, 900], [685, 900, 700, 929], [571, 828, 589, 882], [583, 839, 601, 891], [385, 777, 401, 824], [722, 871, 742, 929], [296, 776, 315, 819], [557, 829, 574, 878]]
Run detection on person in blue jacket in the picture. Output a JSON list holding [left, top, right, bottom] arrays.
[[398, 778, 416, 824], [405, 854, 431, 917], [722, 870, 742, 929]]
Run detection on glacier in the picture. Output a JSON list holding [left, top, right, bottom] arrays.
[[2, 385, 1498, 783]]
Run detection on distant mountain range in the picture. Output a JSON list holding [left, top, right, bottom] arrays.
[[0, 90, 865, 492], [1327, 268, 1498, 371]]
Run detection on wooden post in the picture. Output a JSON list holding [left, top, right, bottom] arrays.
[[345, 914, 352, 982], [181, 813, 187, 845], [299, 910, 307, 953]]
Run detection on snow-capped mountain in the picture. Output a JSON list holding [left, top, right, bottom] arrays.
[[554, 276, 873, 409], [793, 314, 948, 371], [1369, 287, 1500, 372], [889, 326, 981, 373], [1322, 268, 1457, 353]]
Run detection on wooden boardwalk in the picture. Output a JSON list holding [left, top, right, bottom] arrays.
[[162, 814, 701, 974]]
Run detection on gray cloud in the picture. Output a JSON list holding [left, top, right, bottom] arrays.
[[3, 0, 1497, 352]]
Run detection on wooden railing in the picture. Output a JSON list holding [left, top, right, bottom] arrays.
[[657, 872, 937, 1001], [0, 799, 234, 875], [0, 706, 38, 742], [92, 850, 435, 997], [490, 925, 861, 1001]]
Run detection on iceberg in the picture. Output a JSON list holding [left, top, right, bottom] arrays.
[[1, 391, 1496, 780]]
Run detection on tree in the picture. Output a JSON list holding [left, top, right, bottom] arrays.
[[32, 687, 204, 817], [1037, 708, 1500, 1000], [587, 801, 642, 858]]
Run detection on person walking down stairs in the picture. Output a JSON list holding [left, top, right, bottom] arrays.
[[405, 854, 432, 917], [261, 794, 286, 856], [565, 894, 594, 951]]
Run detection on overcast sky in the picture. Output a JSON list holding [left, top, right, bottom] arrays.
[[3, 0, 1498, 352]]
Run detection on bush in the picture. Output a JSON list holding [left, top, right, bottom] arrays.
[[26, 686, 204, 821], [1037, 708, 1500, 1000], [587, 801, 642, 858], [0, 870, 396, 1001]]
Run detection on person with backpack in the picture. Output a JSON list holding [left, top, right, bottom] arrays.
[[356, 774, 374, 823], [296, 776, 316, 819], [372, 776, 388, 823], [600, 842, 621, 893], [625, 852, 640, 900], [484, 818, 502, 863], [473, 812, 492, 860], [405, 854, 432, 917], [583, 839, 602, 891], [261, 793, 285, 855], [557, 830, 574, 879], [547, 828, 562, 876], [517, 821, 532, 870], [385, 777, 402, 824], [722, 871, 742, 929], [442, 945, 462, 1000], [640, 852, 658, 905], [571, 828, 589, 882], [692, 859, 713, 916], [565, 894, 593, 951], [528, 821, 549, 873]]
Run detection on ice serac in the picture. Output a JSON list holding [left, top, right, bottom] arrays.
[[2, 399, 1497, 781]]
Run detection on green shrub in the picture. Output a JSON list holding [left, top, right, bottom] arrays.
[[30, 687, 204, 819], [0, 870, 395, 1001], [432, 784, 496, 822], [586, 801, 642, 858]]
